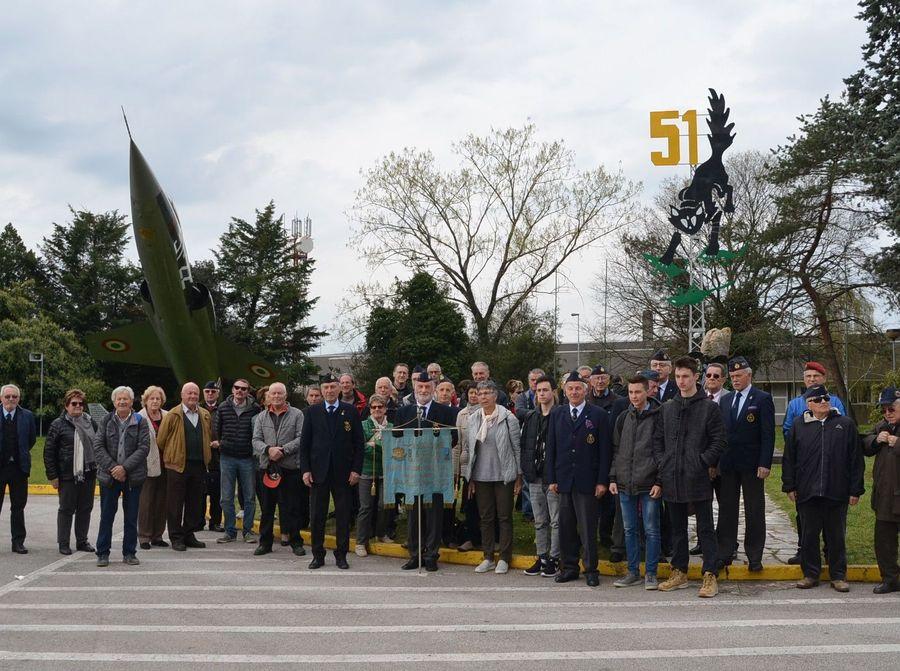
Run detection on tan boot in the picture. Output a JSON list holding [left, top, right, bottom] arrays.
[[795, 576, 819, 589], [830, 579, 850, 593], [698, 571, 718, 598], [659, 568, 689, 591]]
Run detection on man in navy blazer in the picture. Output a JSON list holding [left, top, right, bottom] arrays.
[[715, 357, 775, 572], [546, 371, 612, 587], [0, 383, 37, 554], [299, 373, 364, 570]]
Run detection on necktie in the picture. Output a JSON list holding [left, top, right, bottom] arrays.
[[571, 407, 578, 422], [4, 413, 10, 423], [732, 391, 742, 419], [708, 393, 714, 400], [328, 405, 335, 415], [418, 405, 426, 416]]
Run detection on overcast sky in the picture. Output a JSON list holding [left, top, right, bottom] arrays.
[[1, 1, 880, 352]]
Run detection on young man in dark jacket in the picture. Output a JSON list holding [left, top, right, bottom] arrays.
[[653, 356, 726, 597], [862, 387, 900, 594], [520, 375, 559, 577], [784, 385, 865, 592], [609, 375, 663, 589]]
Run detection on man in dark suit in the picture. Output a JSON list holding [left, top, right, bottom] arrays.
[[546, 371, 612, 587], [395, 372, 457, 572], [651, 350, 677, 402], [299, 373, 364, 570], [0, 384, 37, 554], [715, 357, 775, 572]]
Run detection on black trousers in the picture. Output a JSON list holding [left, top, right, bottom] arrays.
[[57, 473, 96, 547], [669, 499, 717, 574], [0, 462, 27, 544], [310, 470, 352, 558], [407, 494, 444, 562], [559, 490, 599, 575], [716, 469, 766, 565], [875, 519, 900, 584], [297, 479, 311, 531], [798, 497, 847, 581], [166, 463, 207, 544], [258, 468, 302, 549], [598, 491, 616, 543], [206, 467, 222, 527]]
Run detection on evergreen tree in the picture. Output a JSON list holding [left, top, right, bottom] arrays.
[[215, 201, 325, 387], [39, 208, 141, 336], [0, 223, 43, 288]]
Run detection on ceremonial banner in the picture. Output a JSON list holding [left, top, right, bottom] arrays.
[[382, 427, 454, 504]]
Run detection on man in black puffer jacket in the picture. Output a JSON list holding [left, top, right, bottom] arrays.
[[653, 356, 726, 597], [213, 380, 261, 543], [782, 384, 864, 592]]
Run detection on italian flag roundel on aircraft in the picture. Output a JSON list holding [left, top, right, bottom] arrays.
[[101, 339, 130, 353], [249, 364, 273, 379]]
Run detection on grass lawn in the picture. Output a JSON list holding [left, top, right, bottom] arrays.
[[766, 425, 878, 565], [29, 437, 48, 485]]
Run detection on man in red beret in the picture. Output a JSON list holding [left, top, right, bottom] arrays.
[[781, 361, 847, 565]]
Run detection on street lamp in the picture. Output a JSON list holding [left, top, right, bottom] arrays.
[[28, 352, 44, 437], [571, 313, 581, 368], [887, 328, 900, 371]]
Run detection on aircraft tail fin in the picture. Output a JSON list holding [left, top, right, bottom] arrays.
[[214, 335, 283, 387], [85, 322, 169, 368]]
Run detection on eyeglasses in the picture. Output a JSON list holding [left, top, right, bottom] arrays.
[[808, 396, 831, 404], [233, 385, 249, 391], [2, 395, 18, 400], [705, 373, 721, 379], [68, 401, 84, 407], [370, 404, 385, 410]]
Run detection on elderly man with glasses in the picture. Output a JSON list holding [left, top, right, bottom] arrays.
[[0, 384, 37, 554], [863, 387, 900, 594], [214, 379, 261, 544], [782, 384, 864, 592]]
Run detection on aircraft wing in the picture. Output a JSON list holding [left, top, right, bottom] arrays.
[[85, 322, 169, 368], [214, 334, 284, 387]]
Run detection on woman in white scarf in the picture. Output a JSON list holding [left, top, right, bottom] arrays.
[[461, 380, 522, 575], [43, 389, 97, 555]]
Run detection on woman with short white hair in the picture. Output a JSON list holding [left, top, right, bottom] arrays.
[[461, 380, 522, 575], [137, 386, 169, 550], [93, 385, 150, 567]]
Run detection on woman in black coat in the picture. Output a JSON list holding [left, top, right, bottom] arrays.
[[44, 389, 97, 555]]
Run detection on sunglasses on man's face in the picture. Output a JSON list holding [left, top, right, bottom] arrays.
[[233, 385, 249, 391], [809, 396, 831, 404], [705, 373, 721, 379], [370, 404, 385, 410]]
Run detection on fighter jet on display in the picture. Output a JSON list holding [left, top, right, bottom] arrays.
[[86, 123, 281, 386]]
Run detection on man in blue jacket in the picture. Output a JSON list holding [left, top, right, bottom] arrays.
[[715, 357, 775, 572], [0, 384, 37, 554], [546, 371, 612, 587]]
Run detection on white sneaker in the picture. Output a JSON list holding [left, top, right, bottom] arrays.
[[475, 559, 496, 573], [355, 544, 367, 557], [236, 510, 244, 519], [495, 560, 509, 574]]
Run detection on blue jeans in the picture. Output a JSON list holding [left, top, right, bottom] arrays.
[[220, 455, 256, 537], [618, 491, 661, 577], [96, 481, 142, 558]]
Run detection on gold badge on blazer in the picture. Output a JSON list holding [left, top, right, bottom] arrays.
[[392, 447, 405, 460], [586, 434, 595, 444], [344, 420, 351, 432], [746, 413, 756, 423]]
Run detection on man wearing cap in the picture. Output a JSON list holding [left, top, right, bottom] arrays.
[[782, 385, 863, 592], [641, 370, 661, 400], [157, 382, 212, 552], [546, 371, 613, 587], [715, 357, 775, 572], [650, 350, 677, 402], [782, 361, 848, 564], [395, 372, 457, 571], [201, 382, 224, 532], [654, 356, 726, 597], [252, 382, 305, 557], [587, 365, 620, 413], [862, 387, 900, 594], [299, 373, 364, 569]]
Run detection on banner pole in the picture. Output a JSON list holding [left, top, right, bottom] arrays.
[[416, 407, 423, 575]]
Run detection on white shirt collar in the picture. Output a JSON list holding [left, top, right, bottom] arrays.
[[569, 400, 587, 415]]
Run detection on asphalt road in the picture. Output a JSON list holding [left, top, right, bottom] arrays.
[[0, 495, 898, 670]]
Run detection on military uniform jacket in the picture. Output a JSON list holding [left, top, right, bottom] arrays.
[[298, 401, 364, 484], [545, 403, 612, 495], [718, 387, 776, 473]]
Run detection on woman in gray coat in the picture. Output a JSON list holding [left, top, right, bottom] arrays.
[[461, 381, 522, 575]]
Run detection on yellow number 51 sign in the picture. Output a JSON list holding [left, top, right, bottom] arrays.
[[650, 110, 700, 166]]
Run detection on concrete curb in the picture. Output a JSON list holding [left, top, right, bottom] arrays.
[[23, 485, 884, 582]]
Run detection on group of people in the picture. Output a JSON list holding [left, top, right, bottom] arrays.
[[0, 350, 897, 599]]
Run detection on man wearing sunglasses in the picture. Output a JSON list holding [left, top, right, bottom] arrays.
[[213, 379, 261, 544], [862, 387, 900, 594], [782, 384, 864, 592], [0, 384, 36, 554], [703, 363, 727, 404]]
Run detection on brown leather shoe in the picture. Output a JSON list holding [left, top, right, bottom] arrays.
[[830, 579, 850, 593], [795, 576, 819, 589]]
